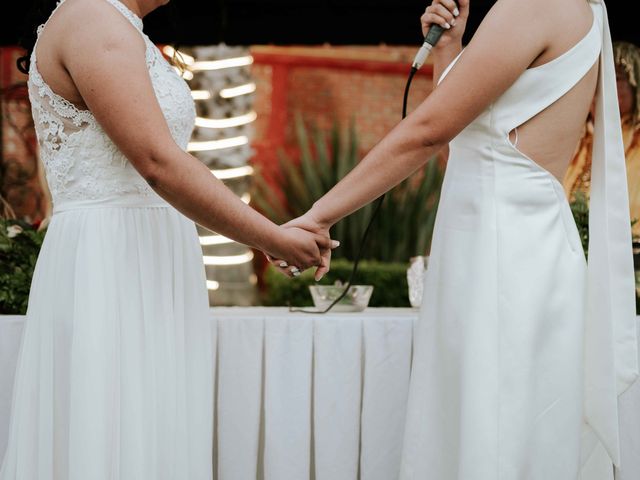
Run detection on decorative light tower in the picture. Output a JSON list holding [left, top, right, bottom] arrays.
[[164, 44, 258, 306]]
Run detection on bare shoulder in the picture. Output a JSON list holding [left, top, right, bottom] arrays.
[[480, 0, 595, 45], [55, 0, 147, 62]]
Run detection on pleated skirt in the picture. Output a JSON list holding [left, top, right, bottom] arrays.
[[0, 205, 214, 480]]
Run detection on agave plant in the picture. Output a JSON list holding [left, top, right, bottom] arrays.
[[251, 115, 444, 263]]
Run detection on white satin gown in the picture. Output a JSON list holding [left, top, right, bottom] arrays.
[[0, 1, 214, 479], [399, 1, 639, 479]]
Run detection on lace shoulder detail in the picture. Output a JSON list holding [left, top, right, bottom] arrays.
[[26, 0, 194, 204], [29, 59, 95, 128]]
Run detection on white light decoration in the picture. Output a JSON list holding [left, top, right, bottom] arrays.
[[162, 46, 195, 66], [203, 251, 255, 266], [194, 111, 257, 129], [191, 56, 254, 71], [200, 235, 234, 246], [220, 82, 257, 98], [210, 165, 254, 180], [191, 90, 212, 100], [175, 44, 258, 306], [173, 67, 194, 81], [187, 136, 249, 152]]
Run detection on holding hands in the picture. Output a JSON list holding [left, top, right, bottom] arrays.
[[267, 210, 335, 281], [264, 0, 470, 281]]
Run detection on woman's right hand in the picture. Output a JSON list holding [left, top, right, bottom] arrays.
[[421, 0, 470, 50], [266, 226, 336, 276]]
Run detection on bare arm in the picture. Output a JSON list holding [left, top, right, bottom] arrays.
[[61, 1, 332, 269], [307, 0, 555, 229]]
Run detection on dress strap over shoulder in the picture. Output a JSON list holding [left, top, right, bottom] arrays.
[[582, 0, 639, 469], [102, 0, 144, 32], [495, 3, 602, 132]]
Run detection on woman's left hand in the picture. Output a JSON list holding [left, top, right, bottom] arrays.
[[266, 211, 337, 281]]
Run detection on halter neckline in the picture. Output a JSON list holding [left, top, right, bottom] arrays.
[[51, 0, 144, 31], [102, 0, 144, 32]]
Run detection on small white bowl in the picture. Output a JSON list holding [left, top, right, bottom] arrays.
[[308, 285, 374, 312]]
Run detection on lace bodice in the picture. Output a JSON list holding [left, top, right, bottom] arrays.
[[27, 0, 196, 206]]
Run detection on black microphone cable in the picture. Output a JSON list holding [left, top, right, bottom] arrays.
[[289, 6, 456, 314], [288, 65, 419, 314]]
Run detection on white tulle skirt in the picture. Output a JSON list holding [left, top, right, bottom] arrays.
[[0, 203, 214, 480]]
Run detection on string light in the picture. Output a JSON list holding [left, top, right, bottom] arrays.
[[220, 83, 257, 98], [203, 251, 254, 266], [179, 46, 257, 303], [191, 56, 254, 71], [195, 111, 257, 129], [162, 46, 195, 66], [187, 136, 249, 152], [191, 90, 212, 100], [200, 235, 234, 246], [172, 67, 194, 80], [210, 165, 254, 180]]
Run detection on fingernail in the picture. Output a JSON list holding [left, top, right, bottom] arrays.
[[451, 18, 456, 26], [279, 262, 288, 268], [444, 22, 451, 29], [331, 240, 340, 248], [293, 271, 301, 277], [453, 7, 460, 16]]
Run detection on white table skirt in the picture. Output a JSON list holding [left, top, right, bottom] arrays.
[[0, 308, 638, 479]]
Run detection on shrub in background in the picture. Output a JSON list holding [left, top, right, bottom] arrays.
[[0, 218, 46, 314], [263, 258, 411, 308]]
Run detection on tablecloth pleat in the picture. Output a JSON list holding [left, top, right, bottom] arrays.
[[216, 316, 264, 480], [264, 317, 313, 480], [313, 317, 363, 480], [360, 317, 414, 480]]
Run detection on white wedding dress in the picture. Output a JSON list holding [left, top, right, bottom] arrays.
[[0, 1, 214, 479], [400, 1, 638, 479]]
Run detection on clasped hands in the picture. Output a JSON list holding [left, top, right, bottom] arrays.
[[264, 209, 337, 281]]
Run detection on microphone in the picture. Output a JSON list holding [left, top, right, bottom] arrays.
[[412, 2, 459, 70]]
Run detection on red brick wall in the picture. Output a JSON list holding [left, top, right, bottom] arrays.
[[249, 45, 436, 174]]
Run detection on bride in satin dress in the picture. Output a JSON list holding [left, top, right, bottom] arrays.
[[272, 0, 639, 478], [0, 0, 335, 478]]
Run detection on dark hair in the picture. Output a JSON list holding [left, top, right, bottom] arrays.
[[16, 0, 59, 75]]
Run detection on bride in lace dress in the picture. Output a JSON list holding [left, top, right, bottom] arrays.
[[0, 0, 335, 478]]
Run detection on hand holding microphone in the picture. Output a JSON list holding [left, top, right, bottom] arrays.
[[413, 0, 469, 69]]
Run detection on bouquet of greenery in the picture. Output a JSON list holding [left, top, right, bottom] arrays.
[[0, 218, 47, 314]]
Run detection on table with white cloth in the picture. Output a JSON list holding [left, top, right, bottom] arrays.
[[1, 308, 638, 479]]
